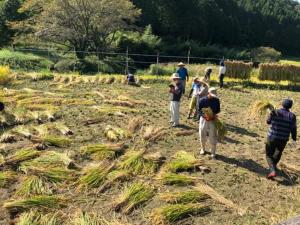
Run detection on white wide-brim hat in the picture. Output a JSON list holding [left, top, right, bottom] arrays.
[[178, 62, 185, 66], [171, 73, 180, 79], [208, 87, 218, 97]]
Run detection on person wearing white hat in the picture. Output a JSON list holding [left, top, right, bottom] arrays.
[[169, 73, 184, 127], [197, 87, 221, 159], [176, 62, 189, 94]]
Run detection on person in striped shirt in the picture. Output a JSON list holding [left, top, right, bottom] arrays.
[[266, 99, 297, 179]]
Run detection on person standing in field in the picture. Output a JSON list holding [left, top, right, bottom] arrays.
[[188, 77, 209, 121], [265, 99, 297, 179], [169, 73, 184, 127], [219, 60, 226, 88], [176, 62, 189, 94], [198, 87, 221, 159], [204, 67, 213, 82]]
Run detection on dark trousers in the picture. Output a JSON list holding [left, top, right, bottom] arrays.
[[219, 74, 225, 88], [265, 138, 287, 171]]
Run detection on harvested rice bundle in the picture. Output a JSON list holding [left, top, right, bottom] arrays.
[[151, 204, 211, 225], [64, 98, 96, 106], [81, 143, 125, 161], [53, 75, 62, 82], [0, 171, 16, 188], [118, 150, 161, 175], [104, 100, 134, 108], [0, 132, 17, 143], [160, 173, 197, 186], [250, 100, 275, 118], [13, 108, 28, 124], [16, 176, 52, 196], [167, 151, 205, 173], [143, 126, 167, 142], [17, 210, 63, 225], [159, 190, 210, 204], [215, 119, 227, 140], [21, 151, 76, 170], [54, 123, 74, 135], [13, 126, 32, 138], [43, 110, 56, 121], [77, 162, 114, 190], [29, 111, 43, 123], [105, 77, 115, 84], [33, 125, 49, 137], [32, 135, 71, 147], [3, 195, 67, 212], [98, 170, 129, 193], [114, 182, 155, 214], [105, 126, 129, 142], [195, 183, 246, 216], [0, 149, 41, 168], [0, 114, 8, 126], [72, 212, 104, 225], [127, 117, 144, 134]]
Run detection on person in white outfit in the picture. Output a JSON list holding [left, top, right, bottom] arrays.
[[169, 73, 184, 127], [198, 87, 221, 159]]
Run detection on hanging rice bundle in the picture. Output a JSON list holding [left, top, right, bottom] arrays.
[[105, 126, 129, 142], [225, 61, 253, 80], [0, 149, 41, 168], [77, 162, 114, 191], [118, 150, 161, 175], [167, 151, 205, 173], [16, 176, 52, 197], [113, 182, 155, 214], [151, 204, 211, 225], [215, 119, 227, 141], [81, 143, 125, 161], [3, 195, 67, 213], [160, 173, 197, 187], [54, 123, 74, 135], [250, 100, 275, 118], [159, 190, 210, 204], [0, 171, 17, 188]]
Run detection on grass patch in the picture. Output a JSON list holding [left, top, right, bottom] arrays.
[[17, 210, 62, 225], [114, 182, 155, 214], [159, 190, 210, 204], [151, 204, 211, 224]]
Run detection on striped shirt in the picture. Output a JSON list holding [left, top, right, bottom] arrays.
[[267, 108, 297, 141]]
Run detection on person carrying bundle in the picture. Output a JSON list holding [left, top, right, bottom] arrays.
[[265, 99, 297, 179], [198, 87, 220, 159], [169, 73, 184, 127]]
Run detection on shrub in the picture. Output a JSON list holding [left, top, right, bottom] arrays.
[[251, 47, 282, 63], [225, 61, 253, 80], [0, 49, 53, 71], [0, 65, 12, 85], [258, 63, 300, 82]]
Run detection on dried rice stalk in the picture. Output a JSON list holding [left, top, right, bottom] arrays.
[[0, 132, 17, 143], [127, 117, 144, 134], [143, 126, 167, 142], [55, 123, 74, 135], [250, 100, 275, 118]]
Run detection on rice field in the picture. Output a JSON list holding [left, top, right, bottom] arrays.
[[0, 72, 300, 225]]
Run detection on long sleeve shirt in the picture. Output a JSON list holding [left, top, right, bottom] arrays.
[[267, 108, 297, 141], [198, 96, 221, 117]]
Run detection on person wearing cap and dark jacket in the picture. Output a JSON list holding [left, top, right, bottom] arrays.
[[265, 99, 297, 179], [198, 87, 221, 159]]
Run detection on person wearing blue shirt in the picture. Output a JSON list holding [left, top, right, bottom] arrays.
[[176, 62, 189, 94]]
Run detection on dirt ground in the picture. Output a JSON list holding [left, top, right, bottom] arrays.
[[0, 76, 300, 225]]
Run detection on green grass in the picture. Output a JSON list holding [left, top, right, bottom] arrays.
[[167, 151, 203, 173]]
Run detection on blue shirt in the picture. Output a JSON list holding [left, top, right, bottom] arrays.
[[267, 108, 297, 141], [198, 97, 221, 117], [177, 67, 188, 80]]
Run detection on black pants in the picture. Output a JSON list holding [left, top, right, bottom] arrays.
[[265, 138, 287, 171], [219, 74, 225, 88]]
